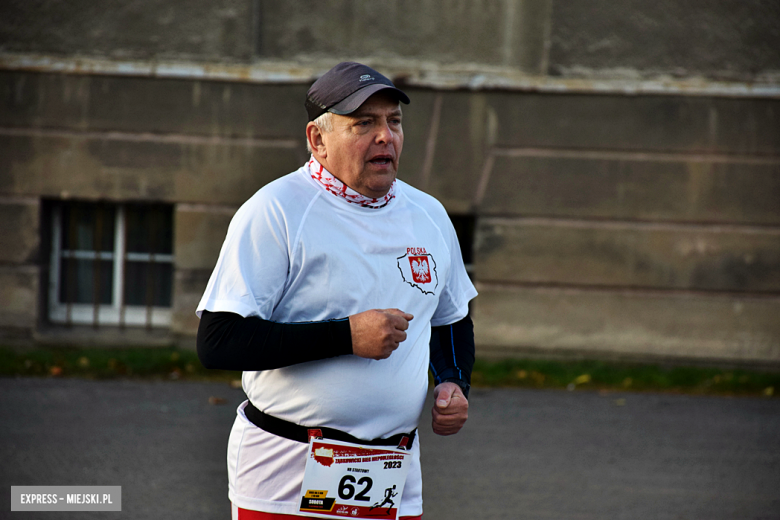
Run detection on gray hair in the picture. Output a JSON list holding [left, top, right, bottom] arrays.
[[306, 111, 334, 153]]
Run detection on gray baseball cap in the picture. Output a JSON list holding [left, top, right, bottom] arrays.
[[305, 62, 410, 121]]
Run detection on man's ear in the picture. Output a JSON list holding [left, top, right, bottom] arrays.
[[306, 122, 327, 158]]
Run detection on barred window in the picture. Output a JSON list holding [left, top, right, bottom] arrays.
[[49, 201, 174, 328]]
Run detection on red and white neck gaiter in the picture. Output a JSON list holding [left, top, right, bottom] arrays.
[[306, 156, 395, 209]]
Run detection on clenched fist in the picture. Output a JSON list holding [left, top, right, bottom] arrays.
[[349, 309, 413, 360], [431, 382, 468, 435]]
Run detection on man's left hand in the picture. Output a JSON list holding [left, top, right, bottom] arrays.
[[431, 382, 468, 436]]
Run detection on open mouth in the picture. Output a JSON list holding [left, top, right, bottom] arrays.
[[369, 155, 393, 166]]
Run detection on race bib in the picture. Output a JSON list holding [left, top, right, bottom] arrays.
[[298, 439, 411, 519]]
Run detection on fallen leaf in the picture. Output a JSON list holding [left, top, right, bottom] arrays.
[[613, 398, 626, 406], [50, 366, 63, 377], [573, 374, 591, 385], [209, 396, 227, 405]]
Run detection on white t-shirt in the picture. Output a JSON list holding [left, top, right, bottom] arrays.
[[197, 162, 477, 515]]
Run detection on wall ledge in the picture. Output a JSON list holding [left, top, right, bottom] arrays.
[[1, 52, 779, 99]]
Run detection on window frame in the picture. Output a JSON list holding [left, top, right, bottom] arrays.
[[49, 202, 174, 328]]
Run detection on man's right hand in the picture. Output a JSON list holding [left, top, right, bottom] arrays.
[[349, 309, 413, 360]]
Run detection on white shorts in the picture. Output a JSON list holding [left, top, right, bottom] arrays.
[[227, 401, 424, 517]]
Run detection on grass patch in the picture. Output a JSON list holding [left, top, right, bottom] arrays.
[[0, 346, 239, 382], [1, 346, 777, 397], [472, 358, 778, 397]]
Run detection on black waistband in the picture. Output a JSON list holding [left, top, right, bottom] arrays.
[[243, 401, 416, 451]]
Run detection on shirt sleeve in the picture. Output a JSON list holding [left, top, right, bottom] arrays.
[[196, 187, 293, 319], [430, 216, 478, 327]]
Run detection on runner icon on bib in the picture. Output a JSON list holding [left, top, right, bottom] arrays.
[[369, 485, 398, 516]]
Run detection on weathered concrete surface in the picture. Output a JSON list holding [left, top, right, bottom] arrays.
[[174, 206, 235, 271], [403, 91, 493, 214], [475, 218, 780, 292], [1, 378, 778, 520], [3, 0, 779, 84], [0, 199, 40, 340], [0, 198, 39, 264], [548, 0, 780, 80], [258, 0, 553, 72], [390, 89, 436, 192], [171, 269, 212, 338], [0, 72, 310, 138], [472, 284, 780, 365], [0, 133, 302, 205], [481, 154, 780, 225], [3, 71, 779, 212], [0, 267, 38, 332], [0, 0, 255, 62], [171, 206, 235, 337], [486, 93, 780, 155]]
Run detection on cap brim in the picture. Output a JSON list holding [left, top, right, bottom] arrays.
[[328, 84, 410, 115]]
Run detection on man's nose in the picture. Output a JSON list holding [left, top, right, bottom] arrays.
[[375, 121, 393, 143]]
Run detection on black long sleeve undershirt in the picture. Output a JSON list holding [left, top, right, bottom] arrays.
[[197, 311, 475, 397], [428, 315, 475, 398], [197, 311, 353, 371]]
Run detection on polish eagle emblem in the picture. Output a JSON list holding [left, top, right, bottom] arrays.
[[410, 257, 431, 283], [397, 252, 438, 295]]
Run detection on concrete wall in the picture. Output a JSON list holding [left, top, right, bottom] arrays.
[[3, 0, 778, 81], [0, 0, 255, 63], [0, 197, 39, 339], [468, 92, 780, 364], [548, 0, 780, 81], [0, 0, 778, 365]]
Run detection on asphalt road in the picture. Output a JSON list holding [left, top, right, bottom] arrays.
[[1, 378, 778, 520]]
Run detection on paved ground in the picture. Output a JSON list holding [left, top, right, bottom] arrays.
[[1, 378, 778, 520]]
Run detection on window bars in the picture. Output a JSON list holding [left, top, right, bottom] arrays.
[[50, 201, 174, 329]]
